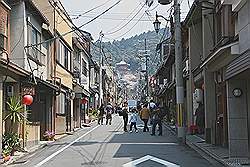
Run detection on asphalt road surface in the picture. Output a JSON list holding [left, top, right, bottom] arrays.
[[9, 115, 224, 167]]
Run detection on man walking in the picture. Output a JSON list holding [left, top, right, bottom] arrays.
[[106, 103, 113, 125], [148, 99, 156, 124], [98, 104, 105, 125], [151, 106, 163, 136], [122, 102, 129, 132]]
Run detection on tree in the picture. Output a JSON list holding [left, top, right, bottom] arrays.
[[4, 96, 26, 131]]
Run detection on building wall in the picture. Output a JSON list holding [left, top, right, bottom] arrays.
[[81, 52, 90, 92], [9, 1, 26, 68], [189, 21, 203, 71], [227, 78, 249, 157], [32, 0, 54, 34], [238, 1, 250, 54], [56, 65, 73, 89]]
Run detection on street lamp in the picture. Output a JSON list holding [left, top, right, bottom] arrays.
[[153, 17, 161, 33], [153, 12, 170, 33]]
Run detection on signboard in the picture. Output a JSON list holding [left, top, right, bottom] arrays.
[[22, 86, 35, 96]]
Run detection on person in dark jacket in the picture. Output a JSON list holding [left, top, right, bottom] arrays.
[[122, 102, 129, 132], [98, 104, 105, 125], [106, 103, 113, 125], [195, 102, 205, 134], [151, 105, 167, 136]]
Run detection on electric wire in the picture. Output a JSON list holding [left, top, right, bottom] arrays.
[[25, 0, 122, 48], [103, 2, 146, 35], [71, 0, 114, 20], [99, 3, 141, 33], [111, 12, 146, 40]]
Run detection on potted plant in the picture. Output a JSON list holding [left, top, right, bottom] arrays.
[[2, 96, 24, 158], [2, 132, 21, 157], [43, 131, 55, 141], [4, 96, 26, 131]]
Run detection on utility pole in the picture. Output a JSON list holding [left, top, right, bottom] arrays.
[[154, 0, 185, 142], [174, 0, 185, 142], [145, 39, 149, 98], [99, 31, 104, 106]]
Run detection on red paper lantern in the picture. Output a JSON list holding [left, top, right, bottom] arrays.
[[81, 98, 88, 104], [22, 95, 33, 105]]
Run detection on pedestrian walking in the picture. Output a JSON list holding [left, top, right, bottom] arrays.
[[106, 103, 113, 125], [122, 102, 129, 132], [129, 108, 138, 133], [195, 102, 205, 134], [151, 106, 163, 136], [148, 99, 156, 124], [140, 103, 150, 132], [98, 104, 105, 125]]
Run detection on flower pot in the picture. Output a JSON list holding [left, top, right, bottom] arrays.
[[48, 138, 54, 141], [3, 155, 11, 162]]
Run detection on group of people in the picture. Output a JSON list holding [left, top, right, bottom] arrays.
[[120, 100, 167, 136], [97, 103, 113, 125], [96, 100, 167, 136]]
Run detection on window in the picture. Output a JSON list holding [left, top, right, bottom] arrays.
[[56, 93, 66, 114], [82, 58, 88, 76], [0, 8, 8, 51], [64, 47, 68, 68], [30, 26, 41, 49], [74, 51, 80, 63], [57, 40, 71, 70]]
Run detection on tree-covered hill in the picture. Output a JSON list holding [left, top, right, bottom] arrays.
[[91, 28, 169, 75]]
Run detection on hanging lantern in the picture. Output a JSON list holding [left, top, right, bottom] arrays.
[[22, 95, 33, 105], [81, 98, 88, 104]]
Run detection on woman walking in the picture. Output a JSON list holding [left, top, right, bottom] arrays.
[[140, 103, 150, 132]]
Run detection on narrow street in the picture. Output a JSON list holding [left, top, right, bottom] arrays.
[[9, 115, 222, 167]]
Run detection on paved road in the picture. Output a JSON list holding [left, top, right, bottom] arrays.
[[9, 115, 223, 167]]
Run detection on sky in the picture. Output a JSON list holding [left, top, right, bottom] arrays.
[[61, 0, 194, 41]]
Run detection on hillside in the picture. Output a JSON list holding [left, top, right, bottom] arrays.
[[91, 28, 169, 75]]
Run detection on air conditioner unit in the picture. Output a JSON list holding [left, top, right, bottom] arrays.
[[7, 85, 14, 97]]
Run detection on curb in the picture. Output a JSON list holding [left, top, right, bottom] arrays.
[[185, 140, 228, 167], [163, 123, 228, 167]]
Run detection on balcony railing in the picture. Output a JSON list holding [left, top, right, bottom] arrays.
[[27, 46, 46, 65]]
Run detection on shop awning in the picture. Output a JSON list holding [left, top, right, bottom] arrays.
[[38, 79, 59, 91], [200, 42, 239, 68], [74, 84, 90, 97]]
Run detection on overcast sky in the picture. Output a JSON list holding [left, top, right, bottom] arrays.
[[61, 0, 194, 41]]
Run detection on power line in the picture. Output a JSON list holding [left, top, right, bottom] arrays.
[[25, 0, 122, 48], [110, 12, 146, 40], [103, 3, 142, 33], [71, 0, 114, 20], [104, 3, 146, 35], [70, 15, 152, 21]]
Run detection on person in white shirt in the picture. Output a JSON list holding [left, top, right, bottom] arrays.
[[148, 100, 156, 110], [129, 108, 138, 133], [148, 100, 156, 124]]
